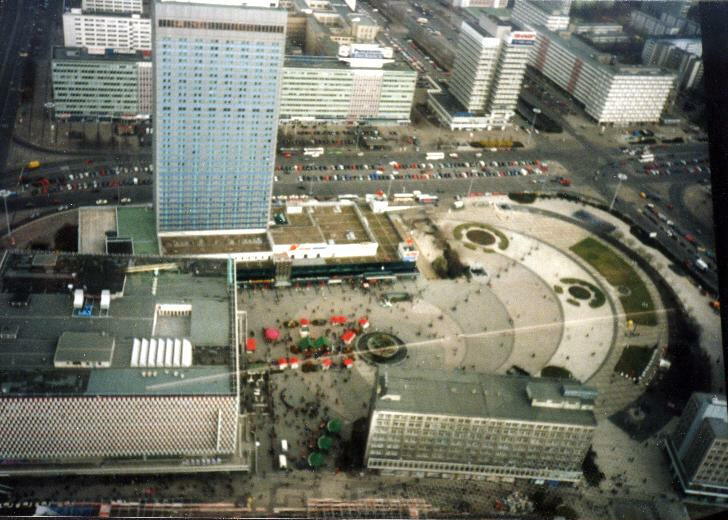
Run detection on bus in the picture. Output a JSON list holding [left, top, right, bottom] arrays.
[[337, 194, 360, 201], [304, 147, 324, 157], [425, 152, 444, 161], [393, 193, 415, 202], [416, 194, 438, 204]]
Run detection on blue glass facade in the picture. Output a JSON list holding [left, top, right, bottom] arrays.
[[154, 3, 286, 234]]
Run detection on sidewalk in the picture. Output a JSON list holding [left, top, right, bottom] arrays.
[[518, 197, 723, 395]]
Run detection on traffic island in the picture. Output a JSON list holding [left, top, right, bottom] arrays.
[[356, 331, 407, 364]]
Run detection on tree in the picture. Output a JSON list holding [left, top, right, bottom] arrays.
[[582, 447, 605, 487], [54, 224, 78, 252]]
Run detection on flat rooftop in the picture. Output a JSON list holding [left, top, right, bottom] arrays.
[[430, 89, 475, 117], [270, 205, 372, 245], [375, 368, 597, 427], [0, 252, 234, 397], [53, 46, 151, 62], [160, 233, 271, 256], [117, 206, 160, 255], [284, 55, 412, 72]]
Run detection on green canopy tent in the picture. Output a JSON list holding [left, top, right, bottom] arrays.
[[327, 418, 342, 434], [298, 337, 314, 350], [307, 451, 325, 468], [317, 435, 334, 452], [314, 336, 330, 350]]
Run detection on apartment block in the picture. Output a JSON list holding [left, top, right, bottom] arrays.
[[666, 393, 728, 504], [528, 26, 676, 124], [51, 46, 152, 120], [153, 1, 286, 237], [429, 12, 533, 130], [365, 369, 597, 482], [512, 0, 571, 32], [63, 9, 152, 52], [642, 38, 702, 90]]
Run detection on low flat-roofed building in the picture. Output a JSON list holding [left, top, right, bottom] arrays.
[[0, 251, 247, 476], [365, 368, 597, 482]]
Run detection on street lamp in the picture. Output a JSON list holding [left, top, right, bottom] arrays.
[[0, 190, 13, 242], [527, 108, 541, 145], [466, 175, 475, 199], [609, 173, 628, 211]]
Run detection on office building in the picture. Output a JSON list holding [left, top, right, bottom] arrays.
[[365, 368, 597, 482], [0, 251, 248, 476], [512, 0, 571, 32], [63, 9, 152, 52], [528, 26, 675, 124], [428, 13, 534, 130], [279, 45, 416, 124], [666, 393, 728, 503], [52, 46, 152, 120], [82, 0, 143, 13], [153, 1, 286, 240]]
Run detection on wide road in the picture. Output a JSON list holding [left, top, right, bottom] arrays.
[[0, 0, 41, 171]]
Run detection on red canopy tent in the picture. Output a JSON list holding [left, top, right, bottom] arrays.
[[299, 318, 310, 327], [341, 330, 357, 345], [321, 358, 333, 370], [245, 338, 257, 352], [289, 356, 300, 369], [264, 328, 280, 342], [330, 315, 347, 325], [277, 357, 288, 369], [343, 357, 354, 369], [358, 317, 369, 330]]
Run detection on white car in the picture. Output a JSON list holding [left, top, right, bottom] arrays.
[[120, 197, 132, 204], [95, 199, 108, 205]]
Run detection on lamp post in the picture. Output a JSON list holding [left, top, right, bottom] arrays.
[[609, 173, 628, 211], [527, 108, 541, 145], [0, 190, 13, 242], [466, 176, 475, 199]]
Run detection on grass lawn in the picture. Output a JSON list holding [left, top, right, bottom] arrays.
[[453, 223, 509, 250], [570, 237, 656, 325], [614, 345, 656, 379]]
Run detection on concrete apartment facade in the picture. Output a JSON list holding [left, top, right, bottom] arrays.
[[428, 13, 534, 130], [153, 1, 286, 237], [642, 38, 703, 91], [528, 26, 676, 124], [365, 369, 597, 483], [63, 9, 152, 52], [512, 0, 571, 32], [666, 393, 728, 504], [51, 46, 152, 120]]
